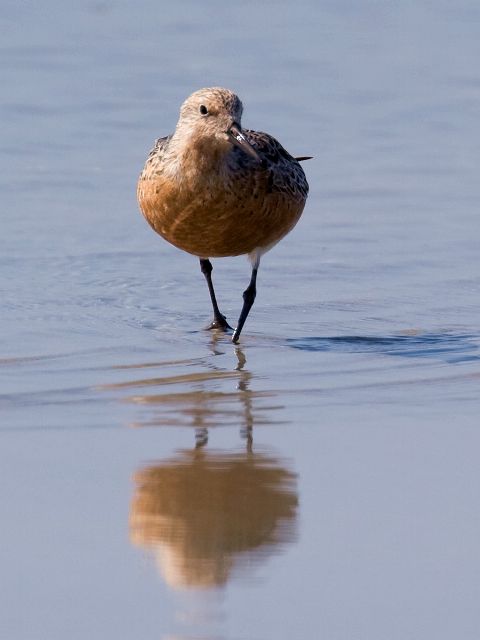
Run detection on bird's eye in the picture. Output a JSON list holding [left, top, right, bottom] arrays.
[[199, 104, 208, 115]]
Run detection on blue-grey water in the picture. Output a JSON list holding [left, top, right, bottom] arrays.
[[2, 1, 480, 638]]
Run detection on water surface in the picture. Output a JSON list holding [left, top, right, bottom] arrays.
[[1, 1, 480, 638]]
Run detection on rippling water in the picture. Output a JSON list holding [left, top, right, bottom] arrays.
[[2, 1, 480, 639]]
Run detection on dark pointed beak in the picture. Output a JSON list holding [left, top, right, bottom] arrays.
[[227, 123, 260, 161]]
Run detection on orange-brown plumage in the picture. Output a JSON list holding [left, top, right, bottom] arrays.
[[137, 87, 310, 342]]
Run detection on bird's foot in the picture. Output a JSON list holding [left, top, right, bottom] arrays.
[[205, 314, 233, 332]]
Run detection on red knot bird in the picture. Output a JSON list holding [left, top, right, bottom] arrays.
[[137, 87, 310, 343]]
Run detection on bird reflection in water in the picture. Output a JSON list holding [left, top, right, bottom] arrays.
[[129, 447, 298, 590], [103, 340, 298, 587]]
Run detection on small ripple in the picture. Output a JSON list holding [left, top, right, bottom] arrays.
[[287, 332, 480, 363]]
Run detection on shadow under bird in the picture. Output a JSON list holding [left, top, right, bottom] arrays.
[[137, 87, 310, 343]]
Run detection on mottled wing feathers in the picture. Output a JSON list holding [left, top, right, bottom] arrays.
[[139, 135, 172, 179], [244, 130, 293, 161], [243, 130, 309, 200], [147, 135, 171, 161]]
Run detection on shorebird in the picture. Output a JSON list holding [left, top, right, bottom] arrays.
[[137, 87, 310, 343]]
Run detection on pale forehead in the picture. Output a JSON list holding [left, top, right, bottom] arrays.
[[182, 87, 243, 114]]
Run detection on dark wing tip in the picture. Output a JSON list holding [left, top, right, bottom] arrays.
[[295, 156, 313, 162]]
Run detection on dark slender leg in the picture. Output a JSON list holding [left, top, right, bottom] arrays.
[[199, 258, 232, 331], [232, 266, 258, 344]]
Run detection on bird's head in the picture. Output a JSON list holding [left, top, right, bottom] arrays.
[[176, 87, 260, 161]]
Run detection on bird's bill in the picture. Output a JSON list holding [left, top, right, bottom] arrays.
[[227, 124, 260, 161]]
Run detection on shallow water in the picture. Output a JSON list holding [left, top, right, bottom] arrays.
[[2, 1, 480, 638]]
